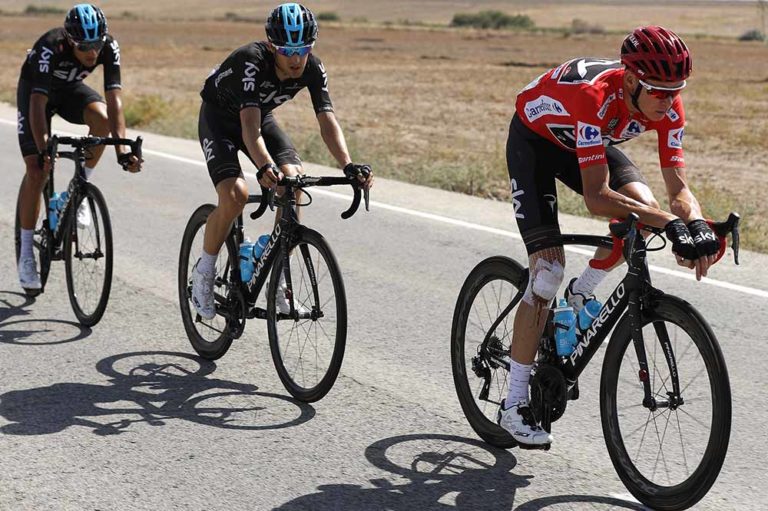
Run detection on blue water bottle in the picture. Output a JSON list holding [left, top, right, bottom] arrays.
[[239, 238, 255, 282], [48, 192, 60, 230], [577, 299, 603, 331], [553, 298, 576, 356], [253, 234, 271, 261]]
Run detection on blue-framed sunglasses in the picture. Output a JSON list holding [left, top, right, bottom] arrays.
[[275, 43, 313, 57]]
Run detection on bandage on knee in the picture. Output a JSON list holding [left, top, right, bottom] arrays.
[[523, 256, 565, 305]]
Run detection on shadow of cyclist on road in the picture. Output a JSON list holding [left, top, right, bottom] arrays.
[[275, 433, 650, 510], [0, 351, 315, 436], [0, 290, 93, 344]]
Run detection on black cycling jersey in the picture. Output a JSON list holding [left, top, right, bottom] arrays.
[[200, 41, 333, 118], [19, 28, 121, 96]]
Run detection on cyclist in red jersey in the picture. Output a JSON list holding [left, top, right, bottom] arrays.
[[498, 26, 720, 446]]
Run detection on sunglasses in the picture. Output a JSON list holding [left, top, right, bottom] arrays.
[[274, 44, 313, 57], [638, 78, 686, 100], [71, 38, 105, 52]]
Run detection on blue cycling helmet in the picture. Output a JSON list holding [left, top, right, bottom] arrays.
[[265, 3, 318, 46], [64, 4, 107, 42]]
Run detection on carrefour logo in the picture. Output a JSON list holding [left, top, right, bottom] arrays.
[[668, 128, 684, 149], [620, 120, 645, 139], [524, 95, 569, 122], [576, 121, 602, 148]]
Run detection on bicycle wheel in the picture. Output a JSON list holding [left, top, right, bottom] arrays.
[[600, 294, 731, 511], [178, 204, 236, 360], [451, 256, 527, 449], [64, 183, 113, 326], [266, 227, 346, 402], [14, 176, 52, 295]]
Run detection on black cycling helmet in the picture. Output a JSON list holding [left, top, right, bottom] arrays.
[[64, 3, 107, 42], [265, 3, 318, 47]]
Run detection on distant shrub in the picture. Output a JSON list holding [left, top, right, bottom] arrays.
[[124, 95, 171, 128], [570, 18, 605, 35], [119, 11, 139, 20], [739, 29, 766, 42], [25, 5, 66, 15], [451, 10, 534, 30], [317, 11, 339, 21]]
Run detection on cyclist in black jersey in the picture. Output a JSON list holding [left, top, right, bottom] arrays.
[[16, 4, 141, 291], [191, 3, 374, 320]]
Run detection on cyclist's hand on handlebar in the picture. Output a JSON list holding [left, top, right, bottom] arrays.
[[343, 162, 374, 190], [665, 218, 698, 268], [118, 151, 142, 173], [257, 162, 282, 188], [688, 219, 719, 280]]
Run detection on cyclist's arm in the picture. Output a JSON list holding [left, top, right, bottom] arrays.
[[29, 92, 49, 154], [661, 166, 704, 222], [105, 89, 128, 147], [240, 106, 273, 169], [317, 111, 352, 168], [581, 163, 676, 228]]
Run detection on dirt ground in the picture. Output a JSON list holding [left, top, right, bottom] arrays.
[[1, 6, 767, 249]]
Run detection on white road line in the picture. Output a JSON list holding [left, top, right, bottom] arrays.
[[3, 118, 766, 299]]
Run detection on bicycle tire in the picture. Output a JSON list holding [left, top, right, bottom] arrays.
[[14, 176, 52, 295], [178, 204, 236, 360], [267, 227, 346, 402], [600, 294, 731, 510], [451, 256, 527, 449]]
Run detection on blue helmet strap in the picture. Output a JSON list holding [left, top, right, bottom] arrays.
[[74, 3, 101, 42], [280, 3, 304, 46]]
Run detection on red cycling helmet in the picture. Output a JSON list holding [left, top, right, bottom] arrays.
[[621, 26, 692, 82]]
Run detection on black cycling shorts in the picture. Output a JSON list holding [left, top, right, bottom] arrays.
[[17, 79, 104, 157], [197, 101, 302, 186], [506, 114, 647, 255]]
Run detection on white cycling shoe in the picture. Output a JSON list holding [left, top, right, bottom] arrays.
[[18, 254, 42, 291], [76, 200, 92, 229], [270, 273, 309, 316], [498, 399, 553, 447], [191, 261, 216, 320]]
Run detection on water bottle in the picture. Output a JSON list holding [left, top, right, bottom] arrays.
[[253, 234, 271, 262], [553, 298, 576, 356], [577, 299, 603, 331], [239, 238, 255, 282], [48, 192, 60, 230]]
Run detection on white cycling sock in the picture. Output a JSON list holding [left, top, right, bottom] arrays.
[[20, 229, 34, 259], [84, 166, 95, 181], [197, 250, 218, 276], [506, 359, 533, 406], [573, 265, 608, 297]]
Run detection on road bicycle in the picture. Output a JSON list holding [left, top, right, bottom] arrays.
[[451, 212, 740, 510], [178, 174, 369, 402], [14, 135, 143, 326]]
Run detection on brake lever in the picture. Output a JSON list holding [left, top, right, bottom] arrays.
[[363, 187, 370, 212], [731, 219, 740, 266]]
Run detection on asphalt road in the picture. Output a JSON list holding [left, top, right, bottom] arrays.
[[1, 105, 766, 510]]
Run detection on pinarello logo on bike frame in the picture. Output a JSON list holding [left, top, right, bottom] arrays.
[[576, 122, 602, 148], [668, 128, 684, 149]]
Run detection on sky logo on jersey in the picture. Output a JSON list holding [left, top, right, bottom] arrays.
[[110, 40, 121, 66], [38, 46, 53, 73], [668, 128, 684, 148], [17, 112, 25, 135], [242, 62, 259, 92], [524, 95, 569, 123], [666, 108, 680, 122], [576, 122, 602, 148]]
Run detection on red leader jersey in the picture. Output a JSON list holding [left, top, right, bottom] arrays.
[[515, 58, 686, 169]]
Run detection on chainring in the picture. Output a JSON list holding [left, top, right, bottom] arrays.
[[530, 364, 568, 425]]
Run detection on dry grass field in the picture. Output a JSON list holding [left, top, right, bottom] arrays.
[[1, 2, 767, 250]]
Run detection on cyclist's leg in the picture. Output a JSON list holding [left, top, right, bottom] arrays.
[[16, 81, 50, 288], [567, 147, 658, 302], [199, 103, 248, 256], [193, 103, 247, 318], [500, 115, 563, 445], [258, 113, 304, 224], [55, 83, 107, 177]]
